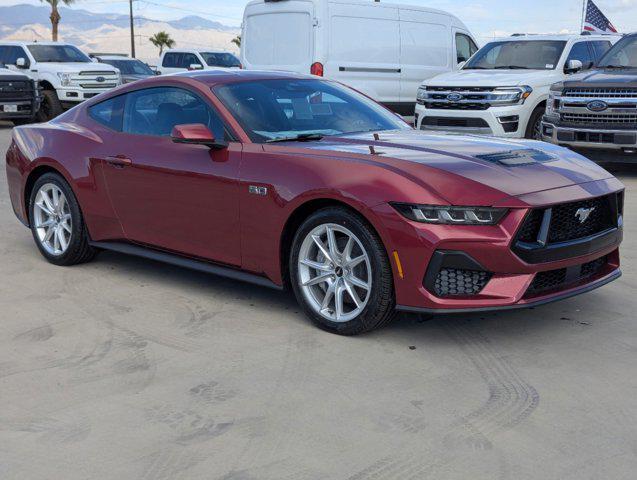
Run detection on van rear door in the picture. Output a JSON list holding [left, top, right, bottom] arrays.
[[242, 0, 314, 73], [398, 8, 452, 112], [325, 3, 400, 108]]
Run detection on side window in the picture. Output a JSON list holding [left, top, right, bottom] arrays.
[[0, 46, 8, 65], [123, 87, 226, 140], [456, 33, 478, 64], [591, 41, 612, 62], [162, 52, 180, 68], [89, 95, 125, 131], [2, 47, 29, 67], [180, 53, 202, 69], [566, 42, 594, 70]]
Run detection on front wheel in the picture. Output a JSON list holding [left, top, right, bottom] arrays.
[[36, 90, 63, 122], [290, 208, 395, 335], [525, 106, 545, 140]]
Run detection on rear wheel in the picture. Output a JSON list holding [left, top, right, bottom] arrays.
[[29, 173, 96, 266], [525, 105, 545, 140], [36, 90, 63, 122], [290, 207, 395, 335]]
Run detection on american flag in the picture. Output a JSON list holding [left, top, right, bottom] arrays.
[[583, 0, 618, 33]]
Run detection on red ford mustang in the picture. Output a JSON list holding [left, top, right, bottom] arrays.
[[5, 71, 624, 334]]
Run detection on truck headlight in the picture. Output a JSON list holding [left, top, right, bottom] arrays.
[[417, 87, 427, 104], [57, 72, 72, 87], [391, 203, 508, 225], [489, 86, 533, 105], [546, 93, 560, 116]]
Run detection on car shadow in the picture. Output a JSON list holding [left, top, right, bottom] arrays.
[[0, 121, 14, 130]]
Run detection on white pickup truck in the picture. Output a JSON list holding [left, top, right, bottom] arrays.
[[0, 41, 120, 121], [415, 34, 619, 140]]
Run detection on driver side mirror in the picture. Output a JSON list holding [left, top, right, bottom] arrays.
[[16, 57, 28, 69], [564, 59, 583, 74], [188, 63, 204, 71], [171, 124, 227, 149]]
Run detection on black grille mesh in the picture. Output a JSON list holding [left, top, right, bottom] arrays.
[[517, 210, 544, 242], [434, 268, 491, 297], [548, 196, 614, 243], [527, 256, 607, 296]]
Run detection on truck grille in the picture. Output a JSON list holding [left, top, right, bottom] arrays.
[[420, 86, 494, 111], [424, 102, 490, 111], [563, 88, 637, 99], [561, 113, 637, 125], [0, 80, 36, 101]]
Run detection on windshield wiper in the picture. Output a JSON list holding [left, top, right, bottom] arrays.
[[463, 66, 488, 70], [266, 133, 325, 143], [493, 65, 530, 69], [603, 65, 632, 69]]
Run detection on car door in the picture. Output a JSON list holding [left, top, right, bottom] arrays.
[[98, 86, 243, 266]]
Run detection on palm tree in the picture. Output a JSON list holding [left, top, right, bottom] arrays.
[[231, 36, 241, 48], [149, 31, 176, 56], [40, 0, 76, 41]]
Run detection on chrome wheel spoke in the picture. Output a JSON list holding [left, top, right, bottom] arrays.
[[33, 184, 72, 256], [43, 226, 55, 243], [298, 223, 372, 323], [36, 202, 54, 217]]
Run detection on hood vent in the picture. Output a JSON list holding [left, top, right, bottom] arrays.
[[474, 148, 557, 167]]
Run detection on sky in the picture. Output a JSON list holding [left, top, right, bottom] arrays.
[[1, 0, 636, 43]]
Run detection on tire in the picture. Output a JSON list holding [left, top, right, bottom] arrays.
[[525, 105, 545, 140], [290, 207, 395, 335], [29, 172, 96, 266], [36, 90, 63, 122]]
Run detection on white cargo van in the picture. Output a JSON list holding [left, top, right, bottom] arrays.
[[241, 0, 477, 115]]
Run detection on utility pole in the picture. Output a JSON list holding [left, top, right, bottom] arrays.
[[129, 0, 136, 58]]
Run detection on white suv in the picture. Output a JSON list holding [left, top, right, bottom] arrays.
[[415, 34, 619, 139], [0, 42, 120, 121], [157, 49, 241, 75]]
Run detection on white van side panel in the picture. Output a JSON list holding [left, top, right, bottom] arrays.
[[242, 0, 314, 73], [399, 8, 452, 104], [326, 3, 400, 104]]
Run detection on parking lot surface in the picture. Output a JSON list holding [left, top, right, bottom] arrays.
[[1, 123, 636, 479]]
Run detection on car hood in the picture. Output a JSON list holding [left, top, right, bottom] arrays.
[[423, 69, 557, 87], [561, 68, 637, 88], [0, 68, 29, 81], [38, 62, 118, 74], [291, 130, 614, 205]]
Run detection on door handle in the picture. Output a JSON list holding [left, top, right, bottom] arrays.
[[104, 155, 133, 168]]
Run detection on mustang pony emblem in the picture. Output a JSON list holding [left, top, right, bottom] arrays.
[[575, 207, 595, 224]]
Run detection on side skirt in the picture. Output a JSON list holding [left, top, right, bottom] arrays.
[[89, 241, 284, 291]]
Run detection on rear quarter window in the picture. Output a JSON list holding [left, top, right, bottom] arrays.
[[88, 96, 124, 131]]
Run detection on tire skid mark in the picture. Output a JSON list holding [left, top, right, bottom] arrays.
[[443, 321, 540, 447]]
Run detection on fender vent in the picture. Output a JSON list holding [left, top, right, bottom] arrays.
[[475, 148, 556, 167]]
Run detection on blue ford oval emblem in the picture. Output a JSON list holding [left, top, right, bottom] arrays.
[[447, 93, 464, 101], [96, 76, 105, 83], [587, 100, 608, 112]]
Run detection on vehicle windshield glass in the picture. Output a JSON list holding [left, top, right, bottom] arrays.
[[27, 44, 91, 63], [201, 52, 241, 68], [214, 78, 410, 143], [102, 59, 153, 75], [598, 35, 637, 68], [464, 40, 567, 70]]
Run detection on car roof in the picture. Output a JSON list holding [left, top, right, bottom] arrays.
[[169, 69, 315, 86], [97, 56, 137, 61], [488, 34, 619, 42]]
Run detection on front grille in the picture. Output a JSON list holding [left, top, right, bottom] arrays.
[[422, 117, 490, 128], [424, 101, 490, 111], [79, 83, 118, 89], [0, 80, 35, 101], [548, 196, 615, 243], [526, 256, 608, 296], [517, 194, 616, 245], [561, 113, 637, 124], [563, 88, 637, 98], [434, 268, 491, 297], [78, 70, 118, 76]]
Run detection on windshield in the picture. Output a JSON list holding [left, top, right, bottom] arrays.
[[214, 78, 410, 143], [201, 52, 241, 68], [464, 40, 567, 70], [102, 58, 153, 75], [28, 44, 91, 63], [598, 35, 637, 68]]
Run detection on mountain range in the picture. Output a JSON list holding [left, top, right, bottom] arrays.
[[0, 4, 240, 63]]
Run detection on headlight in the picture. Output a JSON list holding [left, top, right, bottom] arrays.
[[391, 203, 508, 225], [57, 72, 72, 87], [417, 87, 427, 103], [489, 86, 533, 105], [546, 93, 559, 116]]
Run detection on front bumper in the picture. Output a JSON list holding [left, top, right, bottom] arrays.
[[57, 87, 113, 103], [373, 180, 624, 313], [542, 117, 637, 152], [414, 103, 528, 138], [0, 96, 40, 120]]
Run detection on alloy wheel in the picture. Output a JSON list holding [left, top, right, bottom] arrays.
[[297, 223, 372, 322], [33, 183, 72, 256]]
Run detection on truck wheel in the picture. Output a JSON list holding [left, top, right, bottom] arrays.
[[36, 90, 64, 122], [525, 106, 545, 140]]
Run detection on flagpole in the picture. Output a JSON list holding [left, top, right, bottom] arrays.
[[581, 0, 587, 33]]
